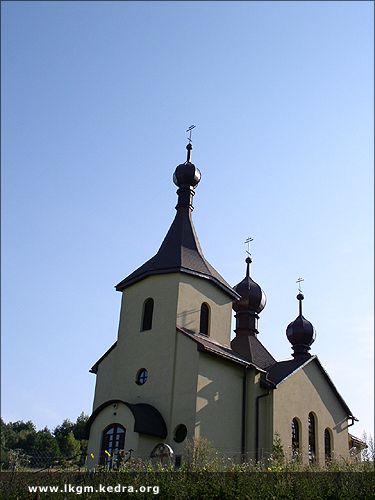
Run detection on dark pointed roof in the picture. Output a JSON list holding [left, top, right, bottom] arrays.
[[230, 334, 276, 370], [177, 326, 266, 371], [115, 146, 239, 300]]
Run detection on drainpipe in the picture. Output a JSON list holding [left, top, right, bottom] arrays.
[[241, 366, 249, 461], [347, 416, 358, 428], [255, 390, 270, 462]]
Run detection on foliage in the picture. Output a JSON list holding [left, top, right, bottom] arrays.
[[0, 413, 89, 470]]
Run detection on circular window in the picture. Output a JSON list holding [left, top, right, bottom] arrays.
[[173, 424, 187, 443], [136, 368, 148, 385]]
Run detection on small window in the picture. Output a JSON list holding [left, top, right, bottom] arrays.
[[308, 412, 317, 464], [291, 418, 300, 458], [325, 428, 332, 462], [136, 368, 148, 385], [199, 303, 210, 336], [173, 424, 188, 443], [141, 298, 154, 331]]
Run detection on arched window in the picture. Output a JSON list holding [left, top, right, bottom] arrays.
[[199, 303, 210, 336], [100, 424, 126, 468], [141, 298, 154, 331], [308, 413, 317, 464], [325, 428, 332, 462], [291, 418, 300, 458]]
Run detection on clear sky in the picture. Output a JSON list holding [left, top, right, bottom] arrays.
[[2, 1, 373, 441]]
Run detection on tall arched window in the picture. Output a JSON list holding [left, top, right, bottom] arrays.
[[308, 413, 317, 464], [325, 428, 332, 462], [141, 298, 154, 331], [100, 423, 126, 468], [291, 418, 300, 458], [199, 303, 210, 336]]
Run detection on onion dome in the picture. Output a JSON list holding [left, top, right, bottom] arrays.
[[233, 257, 266, 314], [232, 256, 266, 337], [173, 144, 201, 187], [116, 141, 238, 300], [286, 293, 316, 358]]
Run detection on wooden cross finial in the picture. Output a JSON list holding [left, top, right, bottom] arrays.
[[296, 277, 304, 293], [186, 125, 196, 144], [245, 237, 253, 257]]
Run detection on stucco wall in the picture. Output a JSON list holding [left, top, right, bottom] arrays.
[[93, 274, 180, 418], [272, 359, 349, 464], [89, 271, 234, 460], [177, 274, 233, 347], [87, 402, 138, 467], [195, 353, 243, 455], [245, 371, 273, 460]]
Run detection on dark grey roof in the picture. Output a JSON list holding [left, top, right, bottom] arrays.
[[177, 327, 266, 371], [90, 341, 117, 374], [263, 355, 355, 418], [231, 335, 276, 370], [85, 400, 167, 439], [115, 207, 239, 300]]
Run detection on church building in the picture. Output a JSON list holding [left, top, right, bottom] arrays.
[[86, 141, 358, 467]]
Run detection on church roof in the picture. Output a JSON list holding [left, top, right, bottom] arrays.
[[90, 341, 117, 374], [115, 210, 239, 299], [230, 334, 276, 370], [85, 399, 167, 439], [177, 327, 266, 372], [115, 144, 239, 300], [263, 355, 355, 417]]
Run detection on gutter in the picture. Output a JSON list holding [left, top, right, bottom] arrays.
[[255, 389, 270, 462], [241, 366, 249, 460], [347, 416, 359, 428]]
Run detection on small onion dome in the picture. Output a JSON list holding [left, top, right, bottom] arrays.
[[233, 257, 266, 313], [173, 144, 201, 187], [286, 293, 316, 356]]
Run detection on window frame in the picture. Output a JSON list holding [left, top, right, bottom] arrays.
[[291, 417, 300, 459], [308, 412, 317, 464], [141, 298, 154, 331], [100, 423, 126, 469], [199, 302, 210, 336], [324, 428, 333, 462]]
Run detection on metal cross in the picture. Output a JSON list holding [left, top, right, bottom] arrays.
[[186, 125, 196, 143], [296, 277, 304, 293], [245, 237, 253, 256]]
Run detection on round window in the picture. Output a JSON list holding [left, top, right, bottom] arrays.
[[173, 424, 187, 443], [136, 368, 148, 385]]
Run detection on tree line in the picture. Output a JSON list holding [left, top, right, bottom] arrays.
[[0, 413, 89, 469]]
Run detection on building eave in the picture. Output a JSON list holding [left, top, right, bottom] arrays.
[[89, 341, 117, 374]]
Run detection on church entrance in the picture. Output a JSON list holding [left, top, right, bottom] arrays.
[[100, 423, 126, 469]]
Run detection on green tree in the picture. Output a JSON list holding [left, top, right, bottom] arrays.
[[31, 428, 60, 468], [72, 412, 89, 441], [61, 431, 81, 459], [53, 419, 74, 452]]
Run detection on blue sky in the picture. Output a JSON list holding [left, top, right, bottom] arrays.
[[2, 1, 373, 440]]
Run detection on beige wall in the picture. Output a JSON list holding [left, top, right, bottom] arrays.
[[195, 353, 243, 455], [272, 360, 349, 465], [177, 274, 233, 347], [89, 271, 234, 460], [245, 372, 273, 460], [87, 402, 138, 468]]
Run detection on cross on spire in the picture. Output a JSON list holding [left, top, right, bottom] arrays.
[[185, 125, 196, 162], [245, 237, 253, 257], [296, 277, 304, 293], [186, 125, 196, 143]]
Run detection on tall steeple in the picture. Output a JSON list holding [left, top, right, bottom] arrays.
[[230, 255, 275, 369], [116, 141, 239, 300]]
